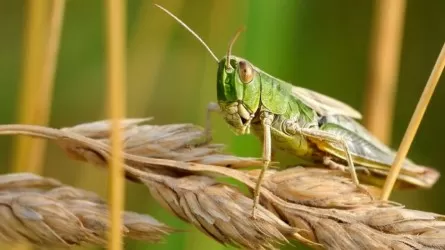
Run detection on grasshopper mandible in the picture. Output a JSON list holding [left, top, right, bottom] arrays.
[[155, 4, 440, 218]]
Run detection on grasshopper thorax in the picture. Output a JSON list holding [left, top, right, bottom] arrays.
[[216, 56, 261, 135]]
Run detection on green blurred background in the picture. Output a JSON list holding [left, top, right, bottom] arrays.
[[0, 0, 445, 249]]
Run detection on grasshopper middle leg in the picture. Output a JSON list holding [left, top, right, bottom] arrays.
[[323, 156, 371, 175]]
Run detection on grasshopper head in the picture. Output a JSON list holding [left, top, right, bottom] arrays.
[[216, 55, 261, 135]]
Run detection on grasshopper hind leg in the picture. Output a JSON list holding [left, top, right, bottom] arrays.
[[301, 128, 374, 199]]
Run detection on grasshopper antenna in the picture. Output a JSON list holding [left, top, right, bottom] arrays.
[[154, 4, 219, 63], [226, 26, 245, 69]]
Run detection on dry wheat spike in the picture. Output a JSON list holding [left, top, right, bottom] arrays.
[[0, 172, 173, 248], [0, 118, 444, 250]]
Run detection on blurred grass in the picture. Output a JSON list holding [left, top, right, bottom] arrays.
[[0, 0, 445, 249], [363, 0, 406, 144]]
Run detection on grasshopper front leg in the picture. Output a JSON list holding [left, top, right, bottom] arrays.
[[204, 102, 221, 143], [251, 111, 274, 218]]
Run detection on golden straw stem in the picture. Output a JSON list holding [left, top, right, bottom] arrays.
[[105, 0, 127, 249], [381, 42, 445, 200], [11, 0, 48, 174], [10, 1, 50, 249], [363, 0, 406, 144], [27, 0, 66, 175]]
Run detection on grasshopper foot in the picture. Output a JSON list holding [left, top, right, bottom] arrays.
[[250, 205, 258, 220], [355, 183, 375, 200]]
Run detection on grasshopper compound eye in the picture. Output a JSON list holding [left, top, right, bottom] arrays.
[[238, 61, 254, 84]]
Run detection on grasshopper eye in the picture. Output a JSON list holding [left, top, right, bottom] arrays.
[[238, 61, 254, 84]]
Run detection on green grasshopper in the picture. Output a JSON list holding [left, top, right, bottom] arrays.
[[155, 4, 440, 218]]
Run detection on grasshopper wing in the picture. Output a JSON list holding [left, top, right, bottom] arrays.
[[291, 86, 362, 119], [308, 116, 440, 188]]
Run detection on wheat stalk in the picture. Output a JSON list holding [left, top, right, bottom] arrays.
[[0, 119, 444, 249], [0, 172, 173, 248]]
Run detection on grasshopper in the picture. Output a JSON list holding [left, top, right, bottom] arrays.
[[155, 4, 440, 218]]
